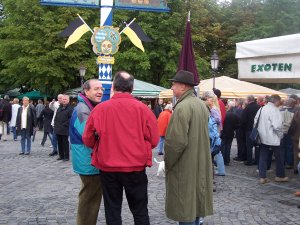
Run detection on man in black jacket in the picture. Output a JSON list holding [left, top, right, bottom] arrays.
[[240, 95, 261, 166], [54, 95, 73, 161], [0, 95, 12, 141], [221, 101, 239, 165]]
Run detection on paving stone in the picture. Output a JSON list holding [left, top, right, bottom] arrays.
[[0, 132, 300, 224]]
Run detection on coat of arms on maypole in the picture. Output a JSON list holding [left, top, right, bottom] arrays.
[[91, 26, 121, 65]]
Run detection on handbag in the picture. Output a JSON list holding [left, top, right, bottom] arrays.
[[250, 107, 263, 145]]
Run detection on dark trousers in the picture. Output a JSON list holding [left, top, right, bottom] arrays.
[[259, 144, 284, 178], [236, 132, 247, 160], [77, 175, 102, 225], [281, 134, 294, 166], [57, 134, 69, 159], [221, 137, 233, 165], [245, 131, 254, 163], [101, 170, 150, 225], [37, 117, 43, 130], [41, 131, 53, 146]]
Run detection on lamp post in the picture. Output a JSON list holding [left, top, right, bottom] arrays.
[[79, 65, 86, 87], [210, 50, 219, 89]]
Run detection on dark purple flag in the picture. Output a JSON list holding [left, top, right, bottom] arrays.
[[177, 20, 200, 85]]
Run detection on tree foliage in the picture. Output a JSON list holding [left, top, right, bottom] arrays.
[[1, 0, 300, 94]]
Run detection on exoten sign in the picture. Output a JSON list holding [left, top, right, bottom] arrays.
[[251, 63, 292, 73]]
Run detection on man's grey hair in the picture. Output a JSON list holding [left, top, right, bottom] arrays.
[[247, 95, 255, 103], [269, 94, 281, 104], [236, 98, 244, 107], [82, 79, 100, 93], [285, 98, 296, 107], [202, 91, 216, 99], [4, 95, 9, 100]]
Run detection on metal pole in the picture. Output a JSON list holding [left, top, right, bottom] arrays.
[[98, 0, 114, 102], [213, 70, 215, 89]]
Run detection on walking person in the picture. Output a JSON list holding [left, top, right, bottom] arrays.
[[39, 101, 54, 147], [0, 95, 12, 141], [49, 94, 63, 156], [16, 96, 37, 155], [10, 98, 20, 141], [164, 70, 213, 225], [83, 71, 159, 225], [157, 103, 172, 155], [35, 99, 45, 130], [54, 95, 73, 161], [70, 79, 104, 225]]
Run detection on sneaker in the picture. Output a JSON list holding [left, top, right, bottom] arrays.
[[19, 152, 24, 155], [259, 178, 269, 184], [275, 177, 289, 182], [49, 145, 53, 148], [24, 152, 30, 155]]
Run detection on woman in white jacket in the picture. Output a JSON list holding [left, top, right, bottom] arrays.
[[10, 98, 20, 141], [254, 94, 286, 184]]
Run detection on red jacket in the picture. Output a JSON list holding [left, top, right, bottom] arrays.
[[82, 93, 159, 172], [218, 99, 226, 127], [157, 110, 172, 136]]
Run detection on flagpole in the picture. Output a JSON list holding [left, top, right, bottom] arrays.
[[77, 14, 94, 34], [119, 18, 136, 34]]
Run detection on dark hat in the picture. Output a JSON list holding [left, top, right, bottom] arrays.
[[169, 70, 198, 86], [213, 88, 221, 98]]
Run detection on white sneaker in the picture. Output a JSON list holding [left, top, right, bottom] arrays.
[[49, 145, 53, 148]]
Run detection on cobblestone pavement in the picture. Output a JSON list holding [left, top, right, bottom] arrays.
[[0, 131, 300, 225]]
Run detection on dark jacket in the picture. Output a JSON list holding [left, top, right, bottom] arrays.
[[153, 104, 163, 118], [221, 110, 239, 139], [16, 105, 37, 136], [39, 106, 54, 133], [0, 99, 12, 123], [54, 104, 73, 136], [240, 102, 261, 132]]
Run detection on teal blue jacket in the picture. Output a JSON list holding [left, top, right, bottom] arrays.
[[70, 94, 100, 175]]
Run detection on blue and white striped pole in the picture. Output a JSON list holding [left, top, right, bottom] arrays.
[[99, 0, 114, 101]]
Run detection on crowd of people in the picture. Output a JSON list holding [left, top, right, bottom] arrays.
[[0, 69, 299, 224]]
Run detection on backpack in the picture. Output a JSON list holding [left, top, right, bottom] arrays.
[[208, 115, 221, 156]]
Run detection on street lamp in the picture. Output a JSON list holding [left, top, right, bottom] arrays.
[[79, 65, 86, 87], [210, 50, 219, 89]]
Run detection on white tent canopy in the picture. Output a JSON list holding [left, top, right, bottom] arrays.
[[278, 88, 300, 97], [159, 76, 287, 99], [236, 33, 300, 84]]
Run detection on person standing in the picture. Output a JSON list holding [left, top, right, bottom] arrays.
[[49, 94, 63, 156], [10, 98, 21, 141], [39, 101, 54, 147], [213, 88, 226, 127], [83, 71, 159, 225], [254, 95, 285, 184], [240, 95, 261, 166], [0, 95, 12, 141], [164, 70, 213, 225], [157, 103, 172, 155], [35, 99, 45, 131], [153, 99, 164, 118], [54, 95, 73, 161], [16, 96, 37, 155], [220, 101, 239, 166], [70, 79, 104, 225]]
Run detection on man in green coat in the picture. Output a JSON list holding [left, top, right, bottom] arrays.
[[164, 70, 213, 225]]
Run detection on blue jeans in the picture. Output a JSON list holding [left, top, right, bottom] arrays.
[[158, 136, 165, 154], [20, 129, 31, 153], [52, 130, 58, 153], [215, 152, 225, 175], [179, 217, 200, 225], [11, 126, 17, 140]]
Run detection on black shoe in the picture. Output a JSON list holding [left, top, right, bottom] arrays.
[[57, 157, 63, 160], [24, 152, 30, 155], [19, 152, 24, 155], [158, 152, 164, 156], [294, 169, 299, 174], [49, 152, 58, 156], [244, 161, 254, 166], [63, 158, 69, 162]]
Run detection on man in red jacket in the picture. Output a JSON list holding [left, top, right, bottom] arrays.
[[83, 71, 159, 225]]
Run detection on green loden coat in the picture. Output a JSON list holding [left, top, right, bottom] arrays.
[[164, 89, 213, 222]]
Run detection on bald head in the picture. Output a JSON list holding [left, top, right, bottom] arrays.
[[113, 71, 134, 93]]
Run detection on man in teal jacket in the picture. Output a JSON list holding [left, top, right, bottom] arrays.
[[70, 79, 104, 225]]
